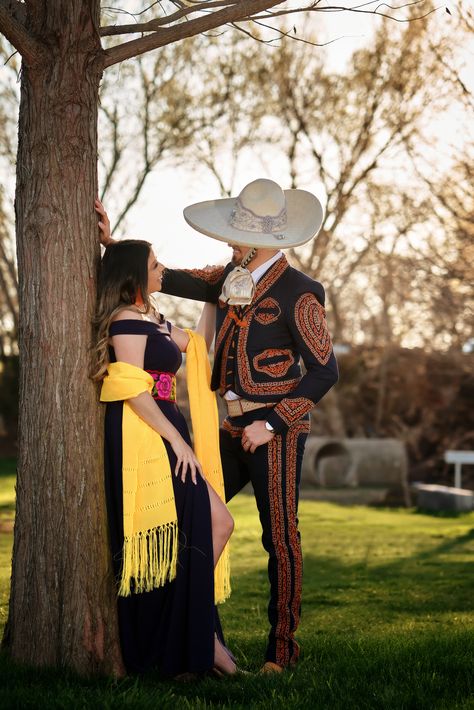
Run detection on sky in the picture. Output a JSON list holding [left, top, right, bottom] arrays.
[[109, 4, 399, 269], [105, 2, 465, 271]]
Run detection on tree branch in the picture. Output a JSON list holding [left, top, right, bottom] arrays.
[[252, 1, 436, 24], [0, 0, 24, 24], [104, 1, 284, 68], [101, 0, 237, 36], [0, 1, 46, 66]]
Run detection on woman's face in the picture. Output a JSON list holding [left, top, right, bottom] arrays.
[[147, 249, 165, 293]]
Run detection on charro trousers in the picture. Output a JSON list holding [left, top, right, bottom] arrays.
[[219, 409, 310, 667]]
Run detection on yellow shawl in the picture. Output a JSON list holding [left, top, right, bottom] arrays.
[[100, 331, 230, 603], [185, 329, 231, 604]]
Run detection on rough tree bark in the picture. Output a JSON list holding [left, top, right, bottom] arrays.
[[0, 0, 287, 678], [2, 2, 123, 675], [0, 0, 423, 679]]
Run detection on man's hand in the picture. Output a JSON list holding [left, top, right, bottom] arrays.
[[241, 420, 274, 453], [95, 198, 115, 247]]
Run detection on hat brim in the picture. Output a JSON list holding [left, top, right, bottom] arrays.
[[183, 189, 324, 248]]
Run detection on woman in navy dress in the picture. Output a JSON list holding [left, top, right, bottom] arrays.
[[92, 239, 235, 677]]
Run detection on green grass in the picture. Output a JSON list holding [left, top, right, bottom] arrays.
[[1, 464, 473, 709], [0, 457, 15, 638]]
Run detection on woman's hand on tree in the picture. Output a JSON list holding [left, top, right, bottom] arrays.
[[95, 198, 115, 246], [170, 436, 203, 485]]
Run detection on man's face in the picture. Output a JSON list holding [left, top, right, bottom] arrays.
[[228, 243, 252, 266]]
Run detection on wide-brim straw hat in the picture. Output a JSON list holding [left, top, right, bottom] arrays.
[[183, 178, 324, 249]]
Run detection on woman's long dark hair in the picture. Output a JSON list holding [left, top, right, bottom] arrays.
[[91, 239, 152, 381]]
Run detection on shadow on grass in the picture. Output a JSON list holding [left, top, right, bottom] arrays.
[[414, 509, 474, 519], [0, 630, 473, 710], [223, 524, 474, 630], [301, 525, 474, 617]]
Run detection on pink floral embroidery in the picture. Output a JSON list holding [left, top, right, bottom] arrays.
[[147, 371, 177, 401]]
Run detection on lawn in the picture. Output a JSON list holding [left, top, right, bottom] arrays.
[[0, 459, 473, 709]]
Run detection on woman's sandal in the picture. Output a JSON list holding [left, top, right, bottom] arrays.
[[211, 665, 251, 678]]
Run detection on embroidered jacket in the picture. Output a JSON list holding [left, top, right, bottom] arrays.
[[161, 255, 338, 433]]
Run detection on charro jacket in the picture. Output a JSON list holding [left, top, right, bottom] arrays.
[[161, 254, 338, 433]]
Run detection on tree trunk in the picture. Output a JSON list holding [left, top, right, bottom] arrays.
[[2, 2, 123, 675]]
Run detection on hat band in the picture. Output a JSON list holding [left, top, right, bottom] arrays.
[[229, 197, 287, 234]]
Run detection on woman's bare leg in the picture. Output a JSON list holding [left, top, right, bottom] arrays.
[[204, 480, 237, 673], [205, 480, 234, 568], [214, 633, 237, 674]]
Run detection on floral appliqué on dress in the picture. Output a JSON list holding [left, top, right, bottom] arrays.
[[147, 370, 177, 402]]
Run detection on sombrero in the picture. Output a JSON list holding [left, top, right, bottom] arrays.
[[183, 178, 324, 248]]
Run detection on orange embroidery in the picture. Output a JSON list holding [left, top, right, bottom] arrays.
[[219, 325, 236, 393], [254, 297, 281, 326], [237, 311, 300, 396], [229, 310, 249, 328], [215, 310, 235, 354], [253, 349, 295, 378], [222, 418, 244, 438], [273, 397, 313, 426], [267, 420, 309, 666], [294, 293, 332, 365], [251, 255, 289, 304], [285, 420, 310, 665], [216, 255, 298, 398], [183, 265, 225, 285]]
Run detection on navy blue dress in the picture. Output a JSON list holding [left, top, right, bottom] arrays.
[[104, 319, 218, 676]]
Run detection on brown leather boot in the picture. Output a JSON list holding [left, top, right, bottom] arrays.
[[259, 661, 284, 674]]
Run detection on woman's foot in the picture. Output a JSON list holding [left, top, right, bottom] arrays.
[[214, 635, 237, 675]]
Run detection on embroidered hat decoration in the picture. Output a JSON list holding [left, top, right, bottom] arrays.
[[183, 178, 325, 249]]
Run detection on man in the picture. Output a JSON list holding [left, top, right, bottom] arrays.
[[97, 178, 338, 673]]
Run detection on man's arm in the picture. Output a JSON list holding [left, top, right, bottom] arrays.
[[265, 291, 339, 434], [95, 198, 229, 304], [161, 265, 229, 304]]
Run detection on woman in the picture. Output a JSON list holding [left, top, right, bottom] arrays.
[[92, 238, 236, 678]]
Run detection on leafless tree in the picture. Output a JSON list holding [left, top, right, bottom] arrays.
[[179, 10, 465, 349], [0, 40, 19, 355], [0, 0, 426, 676]]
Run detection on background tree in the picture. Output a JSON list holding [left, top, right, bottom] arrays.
[[404, 0, 474, 352], [0, 40, 19, 357], [0, 0, 422, 677], [179, 9, 472, 353], [165, 7, 471, 438]]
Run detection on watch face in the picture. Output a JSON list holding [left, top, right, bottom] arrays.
[[265, 421, 274, 432]]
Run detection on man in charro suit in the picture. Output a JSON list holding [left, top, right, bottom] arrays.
[[97, 178, 338, 673]]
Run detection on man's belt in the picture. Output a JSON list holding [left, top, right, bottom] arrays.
[[225, 398, 276, 417]]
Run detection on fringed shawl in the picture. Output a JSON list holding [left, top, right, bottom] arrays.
[[185, 329, 231, 603], [100, 331, 230, 603]]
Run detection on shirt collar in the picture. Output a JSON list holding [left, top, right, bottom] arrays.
[[251, 251, 283, 284]]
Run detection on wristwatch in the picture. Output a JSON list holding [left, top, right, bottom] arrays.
[[265, 421, 275, 433]]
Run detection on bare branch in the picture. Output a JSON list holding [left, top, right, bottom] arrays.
[[0, 1, 46, 66], [428, 39, 474, 112], [101, 0, 236, 36], [233, 18, 338, 48], [104, 1, 285, 68], [99, 105, 122, 201], [251, 0, 437, 23]]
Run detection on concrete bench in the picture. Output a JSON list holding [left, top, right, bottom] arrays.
[[412, 483, 474, 512], [444, 450, 474, 489]]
